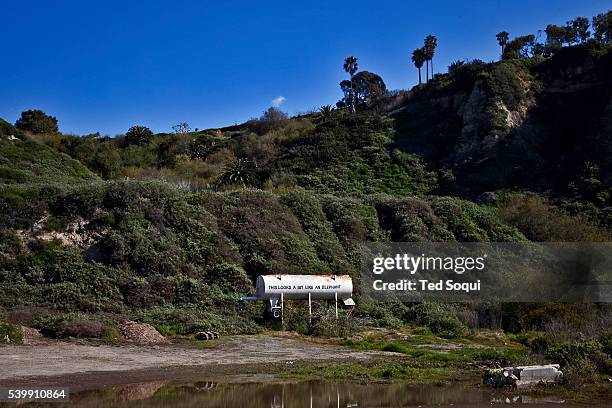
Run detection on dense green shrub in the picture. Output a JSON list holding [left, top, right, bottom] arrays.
[[600, 330, 612, 356], [498, 192, 610, 241], [280, 189, 351, 274], [15, 110, 58, 135], [404, 303, 466, 338], [518, 329, 612, 384], [135, 305, 262, 335], [545, 339, 612, 374], [482, 61, 532, 110], [0, 140, 97, 185], [0, 118, 21, 137], [268, 114, 437, 197], [0, 322, 23, 343], [309, 312, 356, 338], [372, 195, 525, 242], [59, 319, 109, 338], [0, 178, 543, 335], [352, 300, 405, 328]]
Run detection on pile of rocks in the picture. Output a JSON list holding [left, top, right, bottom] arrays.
[[20, 326, 47, 345], [118, 320, 169, 345]]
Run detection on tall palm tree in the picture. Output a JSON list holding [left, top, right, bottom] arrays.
[[411, 48, 426, 85], [496, 31, 510, 57], [343, 56, 359, 113], [424, 35, 438, 80]]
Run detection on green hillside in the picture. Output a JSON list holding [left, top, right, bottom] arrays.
[[0, 41, 610, 384], [0, 138, 98, 185], [0, 181, 530, 335], [28, 43, 611, 229], [0, 118, 20, 137]]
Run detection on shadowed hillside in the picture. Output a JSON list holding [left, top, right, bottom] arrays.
[[392, 42, 612, 211]]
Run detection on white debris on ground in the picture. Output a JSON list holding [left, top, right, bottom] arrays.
[[484, 364, 563, 387]]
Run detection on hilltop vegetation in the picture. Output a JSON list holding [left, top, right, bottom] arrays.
[[0, 138, 97, 185], [395, 41, 612, 220], [16, 42, 610, 226]]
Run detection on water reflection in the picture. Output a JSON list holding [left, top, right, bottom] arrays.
[[23, 379, 586, 407]]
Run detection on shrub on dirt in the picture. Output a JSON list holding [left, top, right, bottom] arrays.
[[353, 301, 405, 328], [134, 305, 262, 336], [31, 314, 65, 338], [498, 193, 610, 242], [404, 303, 465, 338], [600, 330, 612, 356], [278, 301, 309, 334], [310, 312, 355, 337], [562, 357, 600, 387], [29, 313, 109, 339], [546, 339, 612, 375], [516, 332, 551, 354], [457, 308, 481, 331], [0, 322, 23, 344], [60, 319, 109, 338]]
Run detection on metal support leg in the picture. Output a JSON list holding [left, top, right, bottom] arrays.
[[308, 292, 312, 324], [335, 292, 338, 319], [281, 292, 284, 328]]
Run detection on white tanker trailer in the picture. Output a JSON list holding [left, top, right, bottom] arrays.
[[240, 274, 355, 321]]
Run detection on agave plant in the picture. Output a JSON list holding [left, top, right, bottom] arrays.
[[217, 158, 257, 188], [319, 105, 335, 120]]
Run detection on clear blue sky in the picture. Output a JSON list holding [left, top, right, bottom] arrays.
[[1, 0, 609, 135]]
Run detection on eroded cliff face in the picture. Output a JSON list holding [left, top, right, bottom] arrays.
[[452, 77, 534, 166], [391, 44, 611, 202]]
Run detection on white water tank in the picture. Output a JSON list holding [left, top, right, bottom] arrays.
[[256, 274, 353, 301]]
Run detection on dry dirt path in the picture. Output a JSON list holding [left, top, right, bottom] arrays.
[[0, 334, 380, 388]]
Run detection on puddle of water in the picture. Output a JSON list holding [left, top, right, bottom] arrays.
[[13, 379, 590, 407]]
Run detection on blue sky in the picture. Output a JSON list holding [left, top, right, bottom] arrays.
[[1, 0, 609, 135]]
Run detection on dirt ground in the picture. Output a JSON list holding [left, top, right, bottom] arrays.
[[0, 334, 381, 390]]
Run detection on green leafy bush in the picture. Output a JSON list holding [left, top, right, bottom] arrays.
[[600, 330, 612, 356], [0, 322, 23, 343], [0, 118, 21, 137], [404, 303, 466, 338], [310, 313, 355, 337], [15, 110, 58, 135], [0, 140, 97, 185]]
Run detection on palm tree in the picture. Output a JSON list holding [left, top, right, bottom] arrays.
[[343, 56, 359, 113], [411, 48, 426, 85], [423, 35, 438, 80], [496, 31, 510, 56]]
